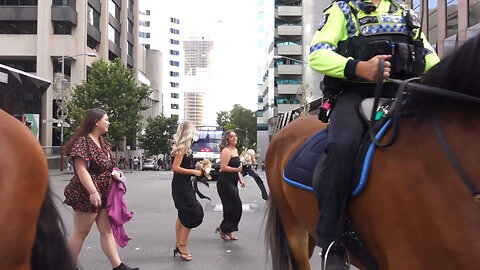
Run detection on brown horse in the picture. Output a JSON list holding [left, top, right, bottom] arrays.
[[0, 109, 74, 270], [265, 34, 480, 270]]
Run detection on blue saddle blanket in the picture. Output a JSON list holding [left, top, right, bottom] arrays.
[[283, 120, 392, 198], [283, 128, 328, 192]]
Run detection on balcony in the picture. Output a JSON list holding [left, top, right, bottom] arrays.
[[278, 103, 298, 114], [275, 65, 302, 76], [278, 84, 300, 94], [276, 44, 302, 55], [276, 25, 302, 37], [276, 6, 302, 17]]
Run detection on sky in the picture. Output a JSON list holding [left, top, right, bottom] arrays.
[[141, 0, 260, 125]]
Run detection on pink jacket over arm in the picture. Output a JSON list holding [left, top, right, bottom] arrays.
[[106, 180, 134, 247]]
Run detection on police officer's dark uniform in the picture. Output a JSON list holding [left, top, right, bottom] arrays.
[[308, 0, 440, 268]]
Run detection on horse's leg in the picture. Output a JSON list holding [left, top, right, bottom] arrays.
[[279, 207, 312, 270]]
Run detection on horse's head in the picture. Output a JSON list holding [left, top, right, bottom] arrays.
[[0, 109, 48, 269]]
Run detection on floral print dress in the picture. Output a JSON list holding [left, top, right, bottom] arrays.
[[64, 135, 116, 213]]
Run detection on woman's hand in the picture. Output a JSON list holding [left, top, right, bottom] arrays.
[[193, 170, 202, 177], [89, 191, 101, 207], [239, 180, 246, 188], [112, 170, 123, 181]]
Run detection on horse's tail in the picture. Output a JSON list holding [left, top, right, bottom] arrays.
[[266, 197, 294, 270]]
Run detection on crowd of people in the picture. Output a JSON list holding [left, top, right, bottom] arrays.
[[61, 109, 268, 269]]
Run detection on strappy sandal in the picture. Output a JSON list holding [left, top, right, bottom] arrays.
[[173, 244, 192, 261], [215, 227, 228, 240], [227, 232, 238, 240]]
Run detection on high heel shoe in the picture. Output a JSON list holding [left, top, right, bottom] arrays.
[[173, 245, 192, 261], [226, 232, 238, 240], [215, 227, 228, 240]]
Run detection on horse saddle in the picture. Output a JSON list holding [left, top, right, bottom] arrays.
[[282, 97, 392, 198]]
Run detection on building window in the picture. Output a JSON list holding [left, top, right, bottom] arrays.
[[170, 71, 179, 77], [53, 22, 72, 34], [0, 21, 37, 34], [169, 50, 179, 55], [109, 0, 120, 19], [127, 42, 133, 56], [87, 5, 100, 29], [144, 44, 150, 49], [140, 32, 150, 38], [140, 20, 151, 27], [108, 24, 120, 44], [169, 61, 179, 67], [171, 93, 179, 99], [52, 0, 74, 6], [128, 19, 133, 34], [171, 104, 179, 109], [170, 39, 179, 45], [127, 0, 133, 9], [169, 28, 180, 34], [170, 17, 180, 24], [0, 0, 38, 5], [170, 82, 179, 88], [470, 0, 480, 27], [446, 0, 458, 37]]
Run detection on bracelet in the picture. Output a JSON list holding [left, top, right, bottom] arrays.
[[89, 191, 97, 195]]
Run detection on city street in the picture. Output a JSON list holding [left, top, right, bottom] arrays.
[[50, 169, 324, 270]]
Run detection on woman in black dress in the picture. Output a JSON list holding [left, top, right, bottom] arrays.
[[171, 121, 203, 261], [215, 130, 246, 241]]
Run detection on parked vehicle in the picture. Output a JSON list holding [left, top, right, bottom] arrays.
[[191, 126, 222, 180], [142, 159, 158, 171]]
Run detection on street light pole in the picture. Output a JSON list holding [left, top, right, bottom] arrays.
[[60, 55, 65, 171], [236, 128, 249, 148], [59, 53, 96, 171]]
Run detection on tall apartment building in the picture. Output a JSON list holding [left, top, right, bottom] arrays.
[[184, 92, 204, 126], [182, 36, 214, 126], [270, 0, 325, 135], [0, 0, 145, 149], [139, 1, 184, 120], [256, 0, 274, 164], [138, 8, 151, 49]]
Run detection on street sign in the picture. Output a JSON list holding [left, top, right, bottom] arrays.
[[43, 119, 62, 124], [42, 119, 70, 127]]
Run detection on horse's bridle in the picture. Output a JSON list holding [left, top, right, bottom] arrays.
[[370, 60, 480, 204]]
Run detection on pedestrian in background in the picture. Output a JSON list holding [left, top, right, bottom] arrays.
[[170, 121, 204, 261], [215, 130, 246, 241], [63, 108, 139, 270]]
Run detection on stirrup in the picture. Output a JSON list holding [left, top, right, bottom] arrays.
[[322, 241, 351, 270]]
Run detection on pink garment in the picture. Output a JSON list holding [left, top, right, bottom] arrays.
[[106, 180, 134, 247]]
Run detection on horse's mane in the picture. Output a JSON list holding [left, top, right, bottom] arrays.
[[406, 33, 480, 110]]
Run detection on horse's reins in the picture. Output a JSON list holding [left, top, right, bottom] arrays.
[[370, 59, 480, 204]]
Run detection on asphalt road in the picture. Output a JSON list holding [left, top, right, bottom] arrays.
[[50, 169, 324, 270]]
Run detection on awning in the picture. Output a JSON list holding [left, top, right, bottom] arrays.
[[0, 64, 51, 115]]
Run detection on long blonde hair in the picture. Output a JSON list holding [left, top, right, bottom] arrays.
[[171, 121, 197, 155]]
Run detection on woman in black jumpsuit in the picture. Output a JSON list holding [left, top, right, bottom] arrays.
[[215, 130, 246, 241], [171, 121, 203, 261]]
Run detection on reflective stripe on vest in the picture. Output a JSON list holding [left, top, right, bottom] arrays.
[[310, 43, 337, 54]]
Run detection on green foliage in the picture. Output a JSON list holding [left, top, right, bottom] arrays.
[[216, 104, 256, 151], [66, 58, 151, 149], [138, 115, 178, 156]]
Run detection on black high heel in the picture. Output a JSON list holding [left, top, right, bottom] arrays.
[[173, 245, 192, 261], [215, 227, 228, 240]]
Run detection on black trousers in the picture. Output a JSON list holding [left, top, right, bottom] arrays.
[[242, 166, 269, 200], [315, 84, 387, 249]]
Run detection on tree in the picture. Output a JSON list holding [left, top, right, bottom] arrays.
[[138, 115, 178, 156], [216, 104, 257, 151], [66, 58, 151, 150]]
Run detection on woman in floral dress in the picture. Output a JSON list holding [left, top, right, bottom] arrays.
[[64, 108, 138, 270]]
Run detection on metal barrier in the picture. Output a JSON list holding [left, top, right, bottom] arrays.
[[42, 146, 62, 159]]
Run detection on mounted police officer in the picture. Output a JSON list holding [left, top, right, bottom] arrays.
[[308, 0, 440, 268]]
